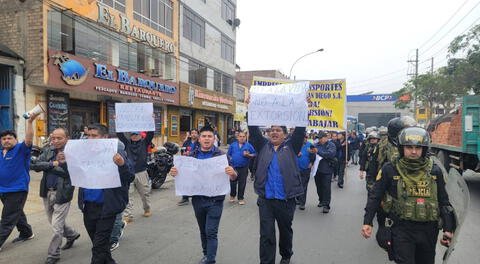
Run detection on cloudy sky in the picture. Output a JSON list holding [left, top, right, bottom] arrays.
[[236, 0, 480, 95]]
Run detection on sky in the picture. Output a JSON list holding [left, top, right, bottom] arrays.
[[236, 0, 480, 95]]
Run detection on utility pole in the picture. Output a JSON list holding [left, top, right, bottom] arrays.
[[431, 57, 434, 74], [407, 49, 419, 119]]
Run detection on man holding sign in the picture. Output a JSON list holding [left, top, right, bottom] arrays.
[[246, 83, 309, 264], [74, 124, 135, 264], [170, 126, 237, 264]]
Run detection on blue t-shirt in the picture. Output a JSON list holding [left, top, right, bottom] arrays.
[[265, 150, 286, 200], [0, 142, 31, 194], [196, 147, 215, 160], [297, 142, 313, 170], [227, 141, 256, 168]]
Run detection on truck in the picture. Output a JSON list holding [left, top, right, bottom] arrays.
[[427, 95, 480, 173]]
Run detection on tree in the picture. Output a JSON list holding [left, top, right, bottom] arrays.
[[448, 24, 480, 94]]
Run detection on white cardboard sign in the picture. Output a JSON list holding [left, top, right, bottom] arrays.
[[115, 103, 155, 132]]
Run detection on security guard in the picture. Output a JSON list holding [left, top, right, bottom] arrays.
[[362, 127, 455, 264], [359, 131, 381, 193]]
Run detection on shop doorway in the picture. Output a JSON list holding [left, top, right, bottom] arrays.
[[180, 115, 191, 142], [70, 99, 100, 139]]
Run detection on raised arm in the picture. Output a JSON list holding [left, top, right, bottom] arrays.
[[25, 115, 36, 147], [116, 132, 129, 146], [145, 131, 154, 145], [291, 127, 306, 155], [248, 126, 267, 153]]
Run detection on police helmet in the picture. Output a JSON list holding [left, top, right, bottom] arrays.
[[397, 127, 430, 147], [387, 116, 417, 146], [365, 127, 374, 135], [397, 127, 430, 158], [378, 126, 388, 136], [163, 142, 180, 155], [367, 131, 381, 140], [371, 126, 378, 132]]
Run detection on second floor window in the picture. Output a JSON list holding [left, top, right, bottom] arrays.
[[189, 60, 207, 88], [134, 0, 174, 37], [183, 8, 205, 47], [221, 35, 234, 63], [221, 0, 235, 22], [98, 0, 126, 13]]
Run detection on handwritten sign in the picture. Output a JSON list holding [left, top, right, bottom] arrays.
[[248, 82, 309, 127], [64, 139, 121, 189], [174, 155, 230, 197], [115, 103, 155, 132]]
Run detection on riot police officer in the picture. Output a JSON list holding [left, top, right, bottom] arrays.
[[377, 116, 417, 167], [361, 127, 455, 264], [359, 131, 381, 193]]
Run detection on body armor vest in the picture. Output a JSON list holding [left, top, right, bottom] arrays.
[[383, 172, 439, 222]]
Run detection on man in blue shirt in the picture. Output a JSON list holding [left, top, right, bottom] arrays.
[[249, 124, 305, 264], [0, 113, 38, 251], [227, 131, 256, 205], [170, 126, 237, 264], [296, 135, 316, 210], [78, 124, 135, 264]]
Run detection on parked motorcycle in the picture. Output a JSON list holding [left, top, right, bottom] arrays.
[[147, 142, 179, 189]]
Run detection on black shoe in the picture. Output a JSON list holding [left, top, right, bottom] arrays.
[[299, 205, 306, 210], [198, 256, 207, 264], [317, 202, 322, 208], [45, 258, 59, 264], [12, 234, 35, 243], [323, 206, 330, 214], [280, 257, 291, 264], [177, 198, 189, 206], [338, 183, 344, 188], [61, 234, 80, 250]]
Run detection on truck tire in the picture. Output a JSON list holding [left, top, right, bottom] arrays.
[[437, 150, 450, 171]]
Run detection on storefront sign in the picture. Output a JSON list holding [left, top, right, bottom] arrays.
[[97, 3, 175, 53], [346, 94, 397, 102], [179, 82, 235, 113], [48, 51, 179, 105]]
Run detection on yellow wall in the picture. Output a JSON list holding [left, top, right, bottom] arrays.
[[167, 106, 180, 144]]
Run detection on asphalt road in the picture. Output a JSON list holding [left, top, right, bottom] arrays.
[[0, 165, 478, 264]]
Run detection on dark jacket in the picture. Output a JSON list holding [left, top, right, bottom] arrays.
[[77, 149, 135, 217], [117, 131, 154, 173], [335, 139, 347, 162], [363, 162, 455, 232], [248, 126, 305, 200], [30, 147, 74, 204], [189, 146, 229, 200], [181, 138, 200, 155], [315, 140, 337, 175]]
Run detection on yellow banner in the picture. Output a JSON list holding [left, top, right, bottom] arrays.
[[251, 76, 346, 131]]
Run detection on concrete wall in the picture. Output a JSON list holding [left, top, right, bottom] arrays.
[[179, 0, 236, 91]]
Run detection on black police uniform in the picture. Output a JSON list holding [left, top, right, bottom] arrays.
[[363, 162, 455, 264]]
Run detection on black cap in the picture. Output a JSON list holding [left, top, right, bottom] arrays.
[[318, 131, 327, 138]]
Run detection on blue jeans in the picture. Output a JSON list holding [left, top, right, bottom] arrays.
[[192, 197, 224, 263], [110, 213, 124, 244]]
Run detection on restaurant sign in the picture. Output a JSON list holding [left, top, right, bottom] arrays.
[[48, 51, 179, 105]]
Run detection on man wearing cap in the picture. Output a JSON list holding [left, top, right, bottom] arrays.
[[314, 131, 337, 213], [117, 130, 154, 222]]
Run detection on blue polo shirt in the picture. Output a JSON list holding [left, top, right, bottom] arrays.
[[297, 142, 313, 170], [227, 141, 256, 168], [265, 149, 286, 200], [196, 147, 215, 160], [0, 142, 31, 194], [83, 189, 104, 203]]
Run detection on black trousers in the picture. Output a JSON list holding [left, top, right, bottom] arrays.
[[314, 172, 332, 208], [230, 166, 248, 200], [83, 202, 116, 264], [257, 197, 296, 264], [298, 169, 311, 206], [392, 221, 439, 264], [0, 191, 33, 247]]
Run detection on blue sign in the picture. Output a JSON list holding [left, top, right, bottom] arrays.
[[347, 94, 396, 102]]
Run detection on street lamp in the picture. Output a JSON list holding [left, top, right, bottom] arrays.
[[288, 48, 324, 79]]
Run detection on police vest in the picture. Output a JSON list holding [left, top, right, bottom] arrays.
[[382, 172, 439, 222]]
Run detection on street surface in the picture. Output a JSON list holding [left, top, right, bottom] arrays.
[[0, 165, 478, 264]]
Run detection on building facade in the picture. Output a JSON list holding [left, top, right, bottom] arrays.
[[0, 0, 180, 146], [347, 94, 412, 127], [236, 70, 288, 87], [172, 0, 238, 144]]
